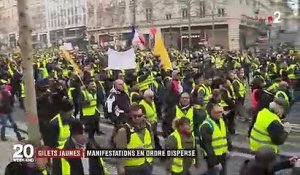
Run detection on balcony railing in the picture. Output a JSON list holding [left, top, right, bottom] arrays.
[[136, 13, 228, 27]]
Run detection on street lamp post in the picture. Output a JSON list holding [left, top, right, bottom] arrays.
[[211, 0, 216, 48], [132, 0, 136, 26]]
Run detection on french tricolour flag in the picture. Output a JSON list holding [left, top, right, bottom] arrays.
[[131, 25, 146, 48]]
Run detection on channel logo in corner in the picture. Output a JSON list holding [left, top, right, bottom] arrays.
[[12, 144, 35, 163]]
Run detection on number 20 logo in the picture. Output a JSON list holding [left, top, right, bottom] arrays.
[[13, 144, 34, 160]]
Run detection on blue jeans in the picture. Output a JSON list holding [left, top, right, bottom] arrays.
[[0, 113, 22, 139], [0, 114, 9, 138]]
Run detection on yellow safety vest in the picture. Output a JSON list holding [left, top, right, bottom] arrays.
[[62, 69, 69, 78], [233, 79, 246, 98], [59, 148, 108, 175], [170, 130, 196, 173], [138, 73, 157, 91], [198, 84, 212, 106], [125, 126, 153, 167], [175, 106, 194, 131], [20, 83, 25, 98], [54, 70, 58, 79], [200, 117, 228, 156], [287, 65, 296, 79], [267, 82, 279, 93], [82, 90, 97, 116], [124, 83, 129, 94], [108, 70, 113, 77], [219, 89, 232, 108], [67, 87, 75, 101], [139, 100, 157, 124], [41, 67, 49, 79], [250, 108, 282, 153], [50, 114, 71, 148], [215, 57, 224, 69], [90, 69, 95, 77], [42, 169, 48, 175], [275, 90, 289, 104], [130, 92, 140, 105]]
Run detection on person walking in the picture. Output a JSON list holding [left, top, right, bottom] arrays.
[[114, 105, 154, 175], [106, 79, 131, 126], [249, 98, 290, 154], [48, 98, 75, 148], [165, 117, 197, 175], [199, 103, 232, 175], [80, 81, 99, 141], [0, 83, 24, 141], [52, 120, 107, 175], [239, 146, 298, 175]]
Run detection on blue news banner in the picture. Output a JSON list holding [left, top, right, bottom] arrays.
[[85, 149, 196, 158]]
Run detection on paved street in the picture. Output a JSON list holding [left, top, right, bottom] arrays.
[[0, 100, 299, 174]]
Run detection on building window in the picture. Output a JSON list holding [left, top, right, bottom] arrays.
[[146, 8, 152, 22], [182, 8, 188, 19], [217, 8, 225, 17], [166, 13, 172, 20], [199, 1, 205, 18]]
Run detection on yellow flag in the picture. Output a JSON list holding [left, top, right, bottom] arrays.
[[153, 34, 172, 70], [62, 50, 82, 74]]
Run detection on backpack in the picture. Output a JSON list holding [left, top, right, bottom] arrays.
[[110, 122, 152, 148]]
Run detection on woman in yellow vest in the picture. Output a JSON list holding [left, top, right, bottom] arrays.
[[165, 117, 197, 175], [199, 104, 231, 175]]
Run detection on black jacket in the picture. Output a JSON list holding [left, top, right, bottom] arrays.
[[52, 138, 106, 175]]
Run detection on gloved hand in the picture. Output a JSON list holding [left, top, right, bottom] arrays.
[[283, 122, 292, 133]]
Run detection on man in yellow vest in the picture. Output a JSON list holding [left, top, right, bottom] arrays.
[[163, 92, 206, 137], [232, 67, 247, 119], [48, 98, 75, 148], [129, 85, 141, 105], [275, 81, 290, 105], [80, 81, 99, 141], [249, 98, 290, 154], [219, 79, 236, 134], [199, 103, 231, 175], [165, 117, 197, 175], [139, 89, 161, 149], [52, 120, 108, 175], [114, 105, 154, 175], [197, 77, 212, 108]]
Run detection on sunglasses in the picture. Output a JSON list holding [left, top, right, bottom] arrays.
[[133, 114, 144, 119]]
